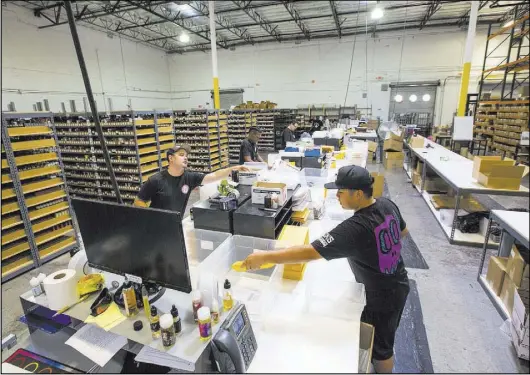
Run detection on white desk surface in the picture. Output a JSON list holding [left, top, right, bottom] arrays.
[[491, 210, 530, 246], [347, 132, 378, 140]]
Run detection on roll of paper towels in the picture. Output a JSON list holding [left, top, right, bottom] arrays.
[[68, 250, 93, 276], [43, 269, 78, 310]]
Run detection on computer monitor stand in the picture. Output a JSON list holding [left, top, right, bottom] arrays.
[[113, 281, 166, 309]]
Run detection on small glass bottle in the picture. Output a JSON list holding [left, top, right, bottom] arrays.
[[198, 306, 212, 341], [170, 305, 182, 335], [142, 286, 151, 319], [122, 281, 138, 317], [160, 314, 176, 347], [191, 290, 202, 322], [150, 306, 161, 339], [211, 299, 220, 324], [223, 279, 233, 311], [30, 277, 43, 297]]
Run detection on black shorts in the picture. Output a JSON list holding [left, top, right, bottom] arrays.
[[361, 285, 410, 361]]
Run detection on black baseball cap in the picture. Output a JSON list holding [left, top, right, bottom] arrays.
[[166, 144, 192, 158], [324, 165, 374, 190]]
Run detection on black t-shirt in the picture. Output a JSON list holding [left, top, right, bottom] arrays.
[[137, 170, 205, 214], [312, 197, 409, 311], [239, 139, 258, 165], [282, 128, 296, 148]]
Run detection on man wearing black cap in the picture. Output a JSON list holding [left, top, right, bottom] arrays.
[[243, 165, 410, 374], [134, 145, 249, 213]]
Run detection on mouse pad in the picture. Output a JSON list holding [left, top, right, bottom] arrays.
[[3, 348, 82, 373]]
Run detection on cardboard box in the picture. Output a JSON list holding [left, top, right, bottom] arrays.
[[477, 165, 525, 190], [385, 151, 404, 160], [472, 155, 515, 180], [501, 276, 517, 315], [367, 151, 375, 164], [408, 135, 425, 149], [371, 172, 384, 198], [415, 161, 424, 175], [383, 151, 404, 169], [510, 320, 529, 360], [367, 141, 378, 153], [251, 182, 287, 205], [486, 256, 508, 296], [388, 130, 404, 142], [506, 246, 526, 287], [412, 171, 421, 187], [420, 177, 449, 193], [238, 172, 258, 185], [383, 138, 403, 152], [512, 289, 529, 342]]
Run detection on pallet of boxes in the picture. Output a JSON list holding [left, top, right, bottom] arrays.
[[383, 130, 405, 169], [486, 245, 529, 359]]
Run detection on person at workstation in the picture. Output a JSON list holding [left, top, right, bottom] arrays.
[[134, 145, 249, 213], [310, 117, 324, 134], [281, 121, 298, 149], [239, 127, 265, 165], [242, 165, 410, 374]]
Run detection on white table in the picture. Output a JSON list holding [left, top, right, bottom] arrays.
[[477, 210, 529, 320]]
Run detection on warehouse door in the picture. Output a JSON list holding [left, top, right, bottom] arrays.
[[211, 89, 244, 109], [389, 81, 439, 136]]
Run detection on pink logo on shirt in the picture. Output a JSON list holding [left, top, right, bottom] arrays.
[[374, 215, 402, 274], [181, 185, 189, 194]]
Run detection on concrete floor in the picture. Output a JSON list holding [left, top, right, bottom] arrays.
[[2, 166, 529, 372]]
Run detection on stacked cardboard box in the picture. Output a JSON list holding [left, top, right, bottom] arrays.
[[367, 141, 377, 164], [383, 131, 404, 169], [511, 264, 529, 360]]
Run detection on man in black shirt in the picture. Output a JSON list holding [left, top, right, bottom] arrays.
[[239, 127, 265, 165], [281, 122, 298, 149], [135, 145, 249, 213], [243, 165, 410, 373]]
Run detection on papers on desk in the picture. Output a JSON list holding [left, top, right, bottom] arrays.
[[135, 345, 194, 372], [84, 302, 126, 331], [65, 324, 127, 367]]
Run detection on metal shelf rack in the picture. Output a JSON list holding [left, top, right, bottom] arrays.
[[274, 110, 296, 150], [254, 110, 276, 151], [227, 110, 255, 165], [1, 112, 81, 282]]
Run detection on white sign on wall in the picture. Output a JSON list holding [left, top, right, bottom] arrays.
[[452, 116, 474, 141]]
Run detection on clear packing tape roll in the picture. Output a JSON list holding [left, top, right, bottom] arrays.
[[43, 269, 78, 311]]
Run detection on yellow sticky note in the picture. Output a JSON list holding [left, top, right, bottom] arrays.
[[85, 302, 126, 331]]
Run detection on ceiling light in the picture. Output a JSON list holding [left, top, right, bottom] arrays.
[[169, 3, 194, 15], [371, 7, 384, 20], [394, 94, 403, 103], [503, 20, 514, 28], [422, 94, 431, 102], [179, 33, 190, 43], [409, 94, 417, 102]]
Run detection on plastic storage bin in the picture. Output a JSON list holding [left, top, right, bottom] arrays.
[[184, 229, 232, 268]]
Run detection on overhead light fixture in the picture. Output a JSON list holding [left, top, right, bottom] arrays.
[[169, 3, 194, 15], [409, 94, 417, 102], [179, 33, 190, 43], [394, 94, 403, 103], [422, 94, 431, 102], [371, 7, 384, 20], [503, 20, 514, 28]]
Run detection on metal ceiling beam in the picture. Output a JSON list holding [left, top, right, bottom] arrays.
[[126, 0, 229, 48], [282, 1, 310, 40], [188, 1, 255, 45], [329, 1, 342, 38], [232, 0, 282, 42], [168, 18, 494, 54], [457, 1, 489, 27], [419, 0, 442, 30]]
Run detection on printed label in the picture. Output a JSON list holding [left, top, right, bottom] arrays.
[[125, 274, 142, 284], [199, 321, 212, 338], [201, 240, 214, 250]]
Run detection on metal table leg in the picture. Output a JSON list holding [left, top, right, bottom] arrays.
[[498, 230, 515, 258], [450, 193, 461, 243], [478, 217, 493, 278], [420, 159, 428, 193]]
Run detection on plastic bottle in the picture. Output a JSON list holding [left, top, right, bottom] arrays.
[[170, 305, 182, 335], [197, 306, 212, 341], [141, 286, 150, 319], [122, 281, 139, 317], [30, 277, 43, 297], [223, 279, 233, 311], [191, 290, 202, 322], [149, 306, 161, 339], [160, 314, 176, 347], [211, 299, 220, 324]]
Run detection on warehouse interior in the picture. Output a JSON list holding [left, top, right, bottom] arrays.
[[1, 0, 530, 373]]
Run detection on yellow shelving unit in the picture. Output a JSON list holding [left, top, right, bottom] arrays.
[[1, 111, 80, 282]]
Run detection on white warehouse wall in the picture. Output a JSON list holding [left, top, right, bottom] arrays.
[[1, 4, 172, 112], [168, 26, 493, 125]]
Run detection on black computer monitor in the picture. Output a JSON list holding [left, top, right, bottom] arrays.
[[71, 198, 192, 293]]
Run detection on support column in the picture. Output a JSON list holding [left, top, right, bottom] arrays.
[[457, 1, 479, 116], [209, 1, 220, 110]]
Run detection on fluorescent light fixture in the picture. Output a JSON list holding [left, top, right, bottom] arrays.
[[179, 33, 190, 43], [409, 94, 417, 102], [503, 20, 514, 28], [371, 7, 384, 20], [422, 94, 431, 102], [394, 94, 403, 103], [170, 3, 194, 15]]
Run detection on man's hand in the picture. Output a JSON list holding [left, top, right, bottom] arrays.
[[242, 250, 270, 271], [233, 165, 251, 172]]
